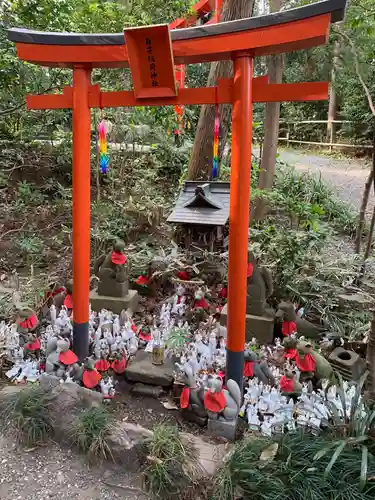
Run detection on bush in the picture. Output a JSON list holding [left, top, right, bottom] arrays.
[[143, 424, 200, 500], [71, 407, 114, 463], [212, 433, 375, 500], [0, 386, 53, 446]]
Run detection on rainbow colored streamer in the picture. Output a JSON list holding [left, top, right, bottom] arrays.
[[211, 103, 219, 178], [99, 119, 109, 174]]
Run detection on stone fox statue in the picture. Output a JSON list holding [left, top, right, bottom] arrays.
[[94, 239, 129, 297], [246, 250, 274, 316]]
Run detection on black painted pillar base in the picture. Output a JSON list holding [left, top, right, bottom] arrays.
[[73, 322, 89, 361], [226, 349, 244, 393]]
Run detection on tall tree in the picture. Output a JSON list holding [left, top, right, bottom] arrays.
[[326, 40, 340, 146], [253, 0, 283, 221], [187, 0, 255, 181]]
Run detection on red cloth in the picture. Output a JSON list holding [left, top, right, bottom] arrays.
[[131, 324, 137, 333], [59, 350, 78, 365], [280, 375, 295, 393], [284, 349, 298, 360], [111, 357, 127, 374], [139, 331, 152, 342], [111, 252, 127, 265], [296, 353, 316, 372], [64, 294, 73, 309], [217, 371, 225, 381], [282, 321, 297, 337], [176, 271, 190, 281], [45, 287, 66, 299], [19, 314, 37, 330], [204, 390, 227, 413], [95, 359, 110, 372], [180, 387, 190, 409], [25, 338, 41, 351], [83, 369, 102, 389], [218, 286, 228, 299], [136, 275, 149, 285], [244, 361, 254, 377], [247, 263, 254, 278], [194, 297, 208, 310]]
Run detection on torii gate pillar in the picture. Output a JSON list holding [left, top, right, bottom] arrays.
[[226, 53, 253, 388], [72, 67, 91, 359]]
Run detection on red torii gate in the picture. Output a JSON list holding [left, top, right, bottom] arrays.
[[8, 0, 347, 387]]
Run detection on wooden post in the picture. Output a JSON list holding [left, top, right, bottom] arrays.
[[226, 53, 253, 390], [72, 66, 91, 360]]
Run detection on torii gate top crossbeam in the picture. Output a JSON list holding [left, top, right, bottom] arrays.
[[8, 0, 346, 68]]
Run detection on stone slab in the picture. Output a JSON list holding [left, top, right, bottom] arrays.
[[131, 383, 163, 398], [207, 418, 237, 441], [220, 304, 274, 344], [180, 408, 207, 427], [90, 288, 139, 314], [125, 350, 175, 387], [338, 293, 374, 312]]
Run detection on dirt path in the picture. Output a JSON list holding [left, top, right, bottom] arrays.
[[277, 149, 372, 212], [0, 436, 145, 500]]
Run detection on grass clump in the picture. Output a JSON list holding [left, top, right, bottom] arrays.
[[71, 407, 114, 463], [0, 386, 53, 446], [143, 424, 200, 500], [212, 433, 375, 500]]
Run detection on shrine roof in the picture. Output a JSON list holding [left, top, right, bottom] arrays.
[[8, 0, 346, 47], [167, 181, 230, 227]]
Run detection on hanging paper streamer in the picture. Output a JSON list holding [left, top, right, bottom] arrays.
[[99, 119, 109, 174], [211, 102, 219, 179]]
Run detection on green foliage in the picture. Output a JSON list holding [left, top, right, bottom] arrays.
[[71, 407, 114, 463], [0, 386, 53, 446], [313, 372, 375, 490], [143, 424, 199, 499], [212, 432, 375, 500]]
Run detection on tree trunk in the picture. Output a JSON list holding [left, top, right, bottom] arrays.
[[367, 310, 375, 402], [326, 40, 340, 147], [187, 0, 255, 181], [253, 0, 283, 221], [355, 133, 375, 253]]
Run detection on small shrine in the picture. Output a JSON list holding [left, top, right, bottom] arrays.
[[167, 181, 230, 251]]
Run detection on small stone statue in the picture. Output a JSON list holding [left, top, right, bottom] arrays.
[[276, 301, 325, 340], [204, 376, 241, 422], [279, 369, 302, 398], [94, 239, 129, 297], [16, 307, 39, 346], [244, 350, 275, 385], [246, 251, 274, 317]]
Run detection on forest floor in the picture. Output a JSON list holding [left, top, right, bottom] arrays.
[[0, 435, 146, 500]]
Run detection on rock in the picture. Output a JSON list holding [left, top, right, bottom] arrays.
[[207, 418, 238, 441], [125, 351, 175, 387], [180, 409, 207, 427], [131, 383, 163, 398], [39, 373, 60, 391], [106, 422, 153, 471], [181, 433, 232, 477]]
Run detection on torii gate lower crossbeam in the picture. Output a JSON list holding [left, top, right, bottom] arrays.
[[7, 0, 347, 389]]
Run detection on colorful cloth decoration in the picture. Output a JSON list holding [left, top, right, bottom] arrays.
[[83, 368, 102, 389], [64, 294, 73, 310], [136, 275, 150, 286], [247, 263, 254, 278], [59, 350, 78, 366], [211, 101, 220, 179], [25, 338, 41, 351], [99, 119, 109, 174], [111, 357, 127, 374]]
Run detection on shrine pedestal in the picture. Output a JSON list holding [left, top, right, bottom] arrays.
[[220, 304, 274, 344], [90, 289, 139, 315], [208, 418, 237, 441]]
